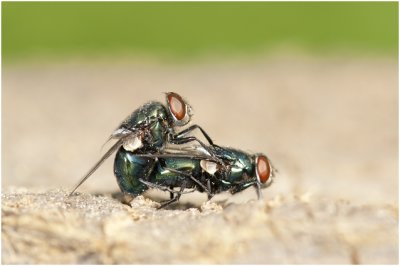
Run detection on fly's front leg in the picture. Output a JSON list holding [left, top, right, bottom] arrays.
[[174, 124, 214, 145], [170, 124, 217, 155], [169, 136, 211, 154], [169, 125, 226, 167], [255, 183, 263, 200], [231, 178, 272, 199]]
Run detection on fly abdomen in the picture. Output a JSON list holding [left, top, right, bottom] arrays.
[[114, 147, 156, 196]]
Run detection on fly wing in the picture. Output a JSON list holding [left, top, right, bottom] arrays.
[[71, 103, 160, 196], [110, 125, 137, 139], [110, 102, 158, 139], [100, 126, 139, 152], [105, 109, 161, 146], [163, 140, 215, 156], [101, 113, 152, 151], [132, 149, 215, 161], [70, 122, 148, 196], [69, 138, 124, 196]]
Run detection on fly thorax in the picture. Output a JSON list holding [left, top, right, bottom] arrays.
[[200, 160, 218, 175], [122, 135, 143, 152]]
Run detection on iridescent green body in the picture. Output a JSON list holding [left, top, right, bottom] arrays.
[[114, 145, 260, 197], [207, 145, 257, 194], [116, 101, 170, 152], [114, 147, 204, 195], [70, 92, 216, 199], [114, 147, 156, 195]]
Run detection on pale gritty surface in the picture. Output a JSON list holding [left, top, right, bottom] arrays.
[[2, 188, 397, 264], [2, 55, 398, 263]]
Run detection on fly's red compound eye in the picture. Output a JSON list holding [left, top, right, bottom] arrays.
[[256, 155, 271, 184], [167, 92, 186, 121]]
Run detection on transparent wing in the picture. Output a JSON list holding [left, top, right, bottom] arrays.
[[69, 138, 124, 196]]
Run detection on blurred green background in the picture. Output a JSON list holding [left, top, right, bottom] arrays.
[[2, 2, 398, 62]]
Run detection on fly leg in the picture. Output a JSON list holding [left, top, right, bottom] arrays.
[[158, 183, 186, 209], [170, 124, 223, 160], [121, 193, 135, 207], [138, 178, 195, 194], [172, 124, 226, 159], [255, 183, 263, 200], [163, 167, 214, 199], [174, 124, 214, 145], [169, 136, 212, 154], [169, 136, 226, 167], [207, 180, 213, 200]]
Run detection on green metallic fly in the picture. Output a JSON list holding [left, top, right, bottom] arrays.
[[70, 92, 276, 208], [70, 92, 215, 196], [115, 144, 275, 208]]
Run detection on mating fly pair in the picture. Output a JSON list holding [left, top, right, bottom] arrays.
[[70, 92, 275, 208]]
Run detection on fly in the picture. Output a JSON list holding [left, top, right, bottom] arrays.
[[69, 92, 215, 196], [115, 145, 276, 208]]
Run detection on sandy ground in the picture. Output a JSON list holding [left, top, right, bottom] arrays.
[[2, 54, 398, 263]]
